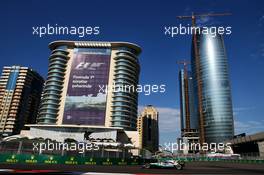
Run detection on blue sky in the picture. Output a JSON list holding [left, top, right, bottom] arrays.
[[1, 0, 264, 144]]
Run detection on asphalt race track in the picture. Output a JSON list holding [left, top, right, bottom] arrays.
[[0, 162, 264, 174]]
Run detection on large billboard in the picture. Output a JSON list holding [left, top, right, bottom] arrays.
[[63, 48, 111, 125]]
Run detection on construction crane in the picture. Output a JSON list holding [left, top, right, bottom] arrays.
[[177, 12, 231, 146], [177, 12, 232, 27], [177, 60, 191, 134]]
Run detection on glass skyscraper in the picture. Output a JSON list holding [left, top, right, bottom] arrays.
[[191, 31, 234, 144], [179, 69, 188, 132], [179, 69, 199, 134]]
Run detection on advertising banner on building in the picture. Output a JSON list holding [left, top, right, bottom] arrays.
[[63, 48, 111, 125]]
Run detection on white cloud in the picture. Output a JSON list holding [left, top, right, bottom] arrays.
[[234, 120, 264, 135], [258, 15, 264, 26], [250, 43, 264, 59], [233, 106, 255, 116], [233, 106, 263, 134], [233, 106, 255, 112]]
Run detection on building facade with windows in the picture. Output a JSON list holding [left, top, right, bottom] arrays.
[[0, 66, 44, 137], [137, 105, 159, 153], [37, 41, 141, 131]]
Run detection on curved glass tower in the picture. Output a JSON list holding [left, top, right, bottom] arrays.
[[191, 32, 234, 144], [37, 41, 141, 131]]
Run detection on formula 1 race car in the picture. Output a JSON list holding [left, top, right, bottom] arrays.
[[142, 159, 184, 170]]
